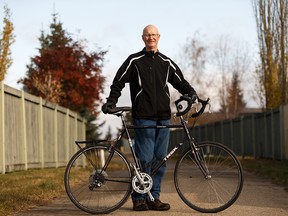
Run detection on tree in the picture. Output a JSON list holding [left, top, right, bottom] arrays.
[[19, 14, 107, 139], [213, 36, 250, 117], [213, 36, 231, 116], [178, 32, 211, 100], [0, 4, 15, 81], [84, 110, 105, 141], [180, 33, 251, 116], [253, 0, 288, 109], [225, 72, 246, 118], [183, 33, 206, 77]]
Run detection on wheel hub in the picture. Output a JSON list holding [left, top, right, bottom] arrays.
[[88, 169, 108, 190]]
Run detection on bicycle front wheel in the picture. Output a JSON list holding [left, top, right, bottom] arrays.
[[174, 141, 243, 213], [64, 144, 132, 214]]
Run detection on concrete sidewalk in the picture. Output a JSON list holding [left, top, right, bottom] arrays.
[[16, 163, 288, 216]]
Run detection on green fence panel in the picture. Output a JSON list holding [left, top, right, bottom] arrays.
[[169, 107, 286, 160]]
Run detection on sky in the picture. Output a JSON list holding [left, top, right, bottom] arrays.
[[0, 0, 258, 135]]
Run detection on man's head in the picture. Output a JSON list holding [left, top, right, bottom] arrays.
[[142, 24, 160, 52]]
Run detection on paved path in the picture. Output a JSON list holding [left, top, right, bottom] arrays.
[[16, 163, 288, 216]]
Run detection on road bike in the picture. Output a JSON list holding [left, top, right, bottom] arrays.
[[64, 95, 244, 214]]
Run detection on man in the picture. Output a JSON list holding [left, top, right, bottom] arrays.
[[102, 24, 197, 211]]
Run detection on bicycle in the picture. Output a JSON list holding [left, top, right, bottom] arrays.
[[64, 95, 244, 214]]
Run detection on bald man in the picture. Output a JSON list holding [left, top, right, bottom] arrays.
[[102, 24, 197, 211]]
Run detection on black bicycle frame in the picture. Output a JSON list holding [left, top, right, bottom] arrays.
[[111, 113, 208, 178]]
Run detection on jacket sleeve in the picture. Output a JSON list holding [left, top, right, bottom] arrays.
[[106, 57, 132, 104], [168, 60, 197, 96]]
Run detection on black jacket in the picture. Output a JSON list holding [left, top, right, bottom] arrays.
[[107, 48, 196, 120]]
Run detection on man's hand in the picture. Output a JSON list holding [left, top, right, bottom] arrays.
[[101, 102, 116, 114]]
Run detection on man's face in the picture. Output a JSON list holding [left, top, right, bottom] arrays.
[[142, 26, 160, 51]]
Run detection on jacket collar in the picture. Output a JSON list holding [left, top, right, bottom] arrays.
[[142, 48, 159, 57]]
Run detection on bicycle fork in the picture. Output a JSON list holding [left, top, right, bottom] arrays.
[[192, 146, 211, 180], [182, 118, 211, 180]]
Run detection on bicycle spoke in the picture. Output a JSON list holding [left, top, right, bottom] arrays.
[[64, 144, 132, 214], [174, 141, 243, 213]]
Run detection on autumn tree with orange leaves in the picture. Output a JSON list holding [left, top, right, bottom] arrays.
[[19, 14, 107, 139], [0, 4, 15, 81]]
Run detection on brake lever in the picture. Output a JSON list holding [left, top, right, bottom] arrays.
[[190, 97, 210, 118], [193, 98, 199, 113], [208, 101, 211, 113]]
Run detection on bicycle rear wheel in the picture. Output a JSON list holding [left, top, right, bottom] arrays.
[[64, 144, 132, 214], [174, 141, 243, 213]]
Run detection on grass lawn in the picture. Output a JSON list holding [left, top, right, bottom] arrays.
[[240, 158, 288, 191], [0, 168, 66, 216]]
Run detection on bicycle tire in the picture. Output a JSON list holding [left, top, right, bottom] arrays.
[[64, 144, 132, 214], [174, 141, 243, 213]]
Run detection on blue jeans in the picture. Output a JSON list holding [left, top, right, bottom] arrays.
[[131, 119, 170, 202]]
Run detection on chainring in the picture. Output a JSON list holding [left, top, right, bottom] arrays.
[[132, 172, 153, 194]]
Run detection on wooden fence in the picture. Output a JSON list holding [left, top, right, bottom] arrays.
[[0, 82, 86, 174]]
